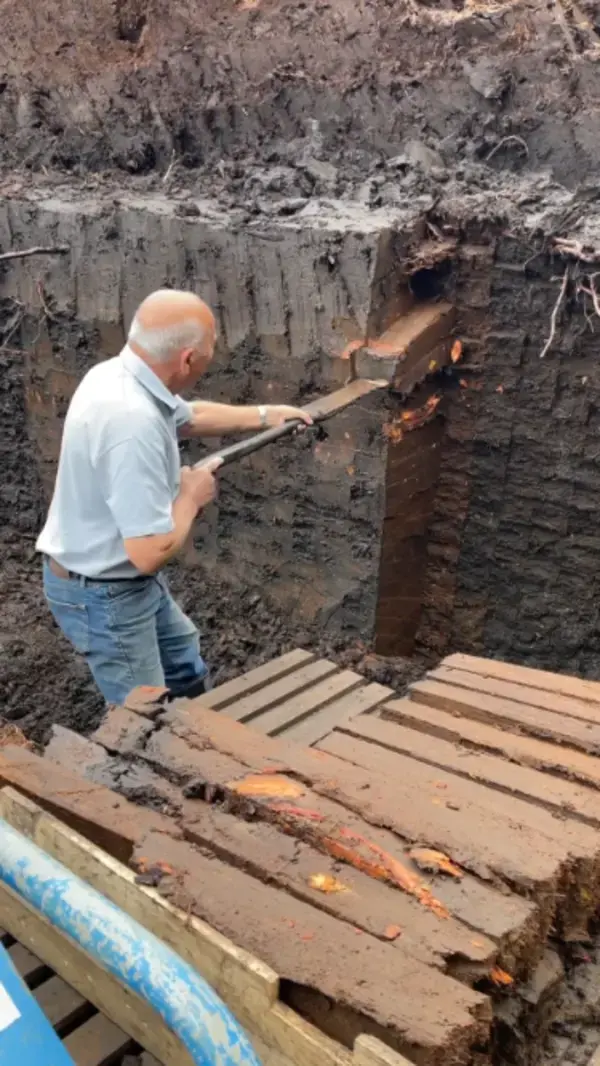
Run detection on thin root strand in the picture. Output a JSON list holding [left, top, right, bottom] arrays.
[[540, 267, 569, 359]]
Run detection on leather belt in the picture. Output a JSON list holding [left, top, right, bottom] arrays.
[[45, 556, 141, 583]]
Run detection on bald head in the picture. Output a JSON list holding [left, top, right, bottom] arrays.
[[128, 289, 216, 365]]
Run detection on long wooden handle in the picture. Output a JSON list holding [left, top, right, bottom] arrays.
[[193, 419, 305, 470]]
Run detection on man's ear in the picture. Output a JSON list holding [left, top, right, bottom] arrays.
[[180, 347, 195, 373]]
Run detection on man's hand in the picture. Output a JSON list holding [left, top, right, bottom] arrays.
[[179, 457, 223, 511], [123, 456, 223, 575], [262, 405, 313, 428]]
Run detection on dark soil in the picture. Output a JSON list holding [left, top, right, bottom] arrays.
[[0, 0, 599, 194], [0, 530, 429, 745]]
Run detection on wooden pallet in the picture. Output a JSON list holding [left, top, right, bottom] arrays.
[[187, 648, 394, 746], [7, 647, 600, 1066], [0, 926, 159, 1066], [0, 787, 412, 1066]]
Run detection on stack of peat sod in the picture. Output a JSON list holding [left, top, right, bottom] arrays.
[[2, 650, 600, 1066]]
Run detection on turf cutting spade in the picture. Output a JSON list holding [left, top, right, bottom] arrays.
[[193, 300, 456, 471]]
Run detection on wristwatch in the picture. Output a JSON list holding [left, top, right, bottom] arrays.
[[258, 404, 268, 429]]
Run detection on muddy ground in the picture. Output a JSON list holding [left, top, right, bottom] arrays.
[[0, 0, 599, 196], [0, 529, 429, 744]]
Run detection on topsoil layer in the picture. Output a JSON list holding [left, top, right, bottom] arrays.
[[0, 0, 599, 198]]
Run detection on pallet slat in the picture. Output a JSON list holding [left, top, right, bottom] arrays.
[[221, 660, 340, 723], [0, 808, 198, 1066], [196, 649, 317, 710], [250, 671, 364, 736], [8, 942, 51, 986], [442, 653, 600, 703], [33, 975, 91, 1034], [63, 1013, 133, 1066], [282, 683, 392, 746]]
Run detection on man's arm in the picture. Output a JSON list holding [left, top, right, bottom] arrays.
[[123, 465, 219, 574], [178, 400, 313, 438], [96, 419, 220, 574]]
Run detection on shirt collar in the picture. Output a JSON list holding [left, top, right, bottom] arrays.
[[120, 345, 179, 413]]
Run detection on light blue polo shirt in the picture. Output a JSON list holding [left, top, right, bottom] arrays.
[[36, 346, 193, 578]]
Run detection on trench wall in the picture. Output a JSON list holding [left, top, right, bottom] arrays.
[[418, 228, 600, 676], [4, 189, 600, 691], [0, 193, 427, 649]]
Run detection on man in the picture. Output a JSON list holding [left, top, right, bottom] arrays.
[[37, 289, 312, 705]]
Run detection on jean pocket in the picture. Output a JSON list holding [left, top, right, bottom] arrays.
[[46, 596, 90, 655]]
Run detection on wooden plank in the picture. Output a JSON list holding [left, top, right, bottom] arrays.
[[222, 661, 340, 723], [382, 698, 600, 792], [355, 1035, 415, 1066], [430, 665, 600, 726], [0, 788, 278, 1017], [338, 713, 600, 828], [63, 1013, 133, 1065], [195, 649, 316, 710], [0, 788, 481, 1066], [442, 653, 600, 704], [409, 678, 600, 754], [250, 671, 364, 737], [33, 975, 90, 1034], [283, 684, 393, 747], [0, 879, 197, 1066], [7, 942, 51, 986]]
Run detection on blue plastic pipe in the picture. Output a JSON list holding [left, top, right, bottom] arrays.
[[0, 817, 263, 1066]]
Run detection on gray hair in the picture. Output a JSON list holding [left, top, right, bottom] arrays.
[[128, 313, 207, 364]]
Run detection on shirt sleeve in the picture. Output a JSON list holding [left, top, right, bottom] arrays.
[[95, 419, 176, 540], [174, 395, 194, 428]]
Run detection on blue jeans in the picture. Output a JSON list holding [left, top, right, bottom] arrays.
[[43, 560, 209, 706]]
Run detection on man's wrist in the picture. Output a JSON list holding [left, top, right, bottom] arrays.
[[257, 404, 268, 429]]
